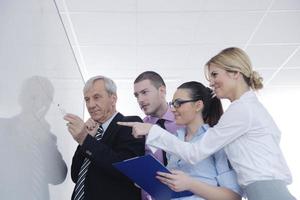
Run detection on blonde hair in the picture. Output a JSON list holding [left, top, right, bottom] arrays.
[[205, 47, 263, 90]]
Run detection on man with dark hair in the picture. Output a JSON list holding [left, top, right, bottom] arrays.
[[134, 71, 181, 200]]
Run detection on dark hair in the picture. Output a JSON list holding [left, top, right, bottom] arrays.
[[177, 81, 223, 126], [134, 71, 166, 89]]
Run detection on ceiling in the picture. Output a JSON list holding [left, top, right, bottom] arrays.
[[55, 0, 300, 90]]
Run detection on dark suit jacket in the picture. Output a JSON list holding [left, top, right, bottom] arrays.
[[71, 113, 145, 200]]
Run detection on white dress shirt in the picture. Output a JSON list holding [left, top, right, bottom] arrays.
[[147, 91, 292, 187]]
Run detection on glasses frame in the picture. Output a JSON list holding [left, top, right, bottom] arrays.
[[169, 99, 200, 109]]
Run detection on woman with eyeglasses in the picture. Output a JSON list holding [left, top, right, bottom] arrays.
[[118, 47, 295, 200], [157, 81, 242, 200]]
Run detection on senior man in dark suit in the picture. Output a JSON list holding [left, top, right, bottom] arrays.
[[64, 75, 145, 200]]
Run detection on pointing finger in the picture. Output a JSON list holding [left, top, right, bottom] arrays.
[[117, 121, 136, 127]]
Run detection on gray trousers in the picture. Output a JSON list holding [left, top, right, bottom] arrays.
[[245, 180, 296, 200]]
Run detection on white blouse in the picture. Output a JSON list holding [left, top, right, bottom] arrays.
[[147, 91, 292, 187]]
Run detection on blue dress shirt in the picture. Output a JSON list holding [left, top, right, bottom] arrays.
[[167, 124, 243, 200]]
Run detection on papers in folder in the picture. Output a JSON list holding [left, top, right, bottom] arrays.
[[113, 155, 193, 200]]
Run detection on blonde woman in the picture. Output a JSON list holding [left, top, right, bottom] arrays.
[[119, 47, 295, 200]]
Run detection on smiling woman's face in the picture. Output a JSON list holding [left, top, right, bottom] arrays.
[[208, 63, 237, 101], [171, 88, 200, 126]]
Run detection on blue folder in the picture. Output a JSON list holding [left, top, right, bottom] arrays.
[[113, 155, 193, 200]]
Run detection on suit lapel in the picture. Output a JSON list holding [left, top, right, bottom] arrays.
[[101, 112, 124, 142]]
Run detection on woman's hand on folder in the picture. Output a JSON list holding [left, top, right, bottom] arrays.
[[117, 121, 153, 138], [156, 170, 192, 192]]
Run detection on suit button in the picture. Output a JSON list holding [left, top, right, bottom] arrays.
[[86, 150, 92, 156]]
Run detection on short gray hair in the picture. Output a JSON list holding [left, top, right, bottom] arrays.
[[83, 75, 117, 95]]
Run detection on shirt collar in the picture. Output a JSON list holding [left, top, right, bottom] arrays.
[[101, 112, 118, 132], [177, 124, 210, 140], [236, 90, 256, 102], [145, 106, 175, 123]]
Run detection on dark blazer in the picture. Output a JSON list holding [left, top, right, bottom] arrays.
[[71, 113, 145, 200]]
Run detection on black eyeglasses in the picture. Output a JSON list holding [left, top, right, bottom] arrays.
[[169, 99, 199, 109]]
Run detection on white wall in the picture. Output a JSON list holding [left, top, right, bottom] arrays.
[[0, 0, 83, 199]]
